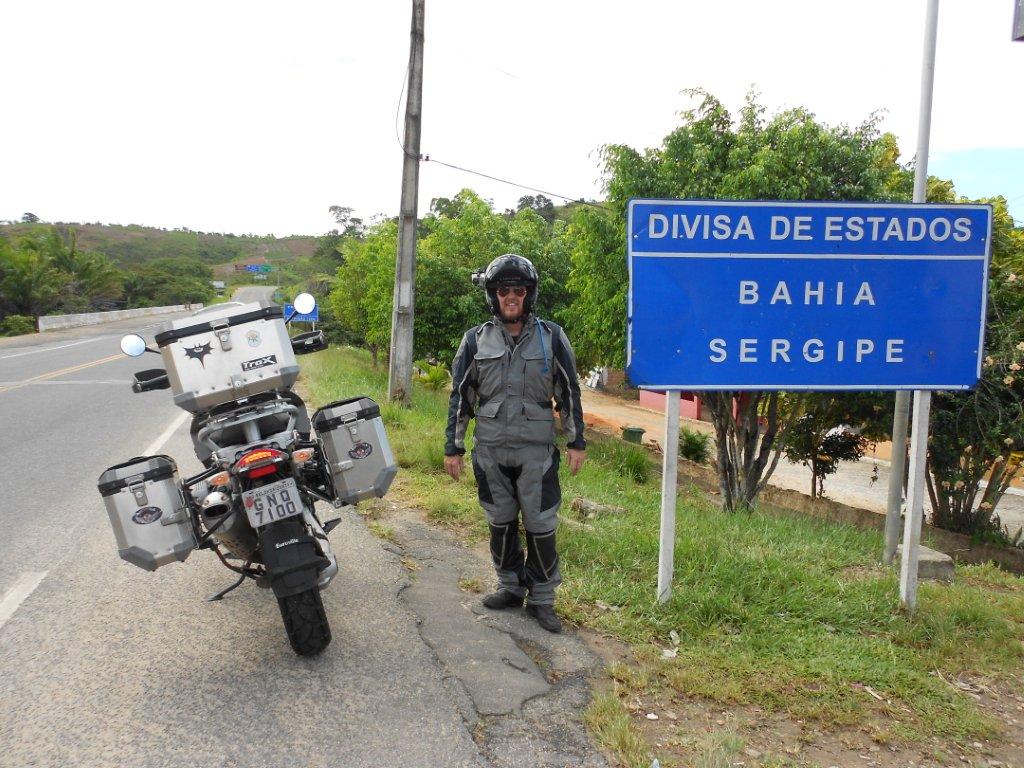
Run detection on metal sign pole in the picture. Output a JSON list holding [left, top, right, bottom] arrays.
[[898, 0, 940, 612], [900, 391, 932, 611], [657, 390, 681, 603], [883, 396, 909, 563]]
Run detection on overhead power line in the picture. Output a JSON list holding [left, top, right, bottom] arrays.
[[422, 156, 587, 204], [392, 60, 601, 209]]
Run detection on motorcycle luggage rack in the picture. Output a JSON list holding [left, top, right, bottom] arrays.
[[196, 401, 299, 459]]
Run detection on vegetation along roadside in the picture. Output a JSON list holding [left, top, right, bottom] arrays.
[[302, 346, 1024, 768]]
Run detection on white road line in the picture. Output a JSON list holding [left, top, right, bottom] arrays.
[[50, 411, 190, 580], [0, 572, 48, 630], [143, 411, 191, 456], [0, 411, 190, 628], [0, 337, 108, 361]]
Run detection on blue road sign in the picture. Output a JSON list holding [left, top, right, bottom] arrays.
[[284, 303, 319, 323], [245, 264, 260, 273], [627, 199, 992, 390]]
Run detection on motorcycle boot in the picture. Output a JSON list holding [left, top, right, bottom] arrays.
[[525, 602, 562, 634], [483, 520, 528, 608], [524, 528, 561, 605]]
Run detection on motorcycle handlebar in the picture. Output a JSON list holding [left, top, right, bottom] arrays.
[[132, 374, 169, 393]]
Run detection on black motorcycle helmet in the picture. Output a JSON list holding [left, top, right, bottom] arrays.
[[482, 254, 539, 318]]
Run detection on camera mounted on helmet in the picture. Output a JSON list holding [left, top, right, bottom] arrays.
[[478, 254, 539, 319]]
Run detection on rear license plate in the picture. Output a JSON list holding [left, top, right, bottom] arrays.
[[242, 478, 302, 527]]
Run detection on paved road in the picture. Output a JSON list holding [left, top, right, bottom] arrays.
[[0, 305, 604, 768]]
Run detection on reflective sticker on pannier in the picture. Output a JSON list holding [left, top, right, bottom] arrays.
[[132, 506, 164, 525], [348, 442, 373, 460]]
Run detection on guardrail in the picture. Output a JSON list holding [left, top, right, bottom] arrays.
[[37, 304, 204, 332]]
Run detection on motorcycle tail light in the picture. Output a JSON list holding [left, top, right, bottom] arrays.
[[291, 448, 315, 467], [247, 464, 278, 479], [236, 448, 286, 478]]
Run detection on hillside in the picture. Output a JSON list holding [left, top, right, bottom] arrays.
[[0, 221, 316, 269]]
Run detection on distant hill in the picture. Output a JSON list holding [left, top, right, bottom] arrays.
[[0, 222, 317, 271]]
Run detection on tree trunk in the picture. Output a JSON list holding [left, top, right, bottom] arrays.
[[705, 390, 798, 512]]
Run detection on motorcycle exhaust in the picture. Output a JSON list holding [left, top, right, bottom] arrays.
[[199, 491, 258, 560]]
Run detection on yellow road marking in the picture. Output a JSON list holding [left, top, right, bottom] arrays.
[[0, 353, 123, 395]]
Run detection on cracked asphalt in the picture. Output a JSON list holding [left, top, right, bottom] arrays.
[[0, 314, 608, 768]]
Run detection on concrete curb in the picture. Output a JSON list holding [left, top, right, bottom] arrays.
[[37, 304, 204, 332]]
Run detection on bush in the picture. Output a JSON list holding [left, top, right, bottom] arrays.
[[589, 439, 651, 484], [414, 359, 452, 391], [679, 426, 711, 464], [0, 314, 36, 336]]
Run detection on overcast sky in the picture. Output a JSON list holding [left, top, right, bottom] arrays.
[[3, 1, 1021, 236]]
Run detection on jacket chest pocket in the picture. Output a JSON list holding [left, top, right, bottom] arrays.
[[473, 350, 506, 401], [518, 347, 553, 402]]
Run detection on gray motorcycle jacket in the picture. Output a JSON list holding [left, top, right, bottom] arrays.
[[445, 317, 586, 456]]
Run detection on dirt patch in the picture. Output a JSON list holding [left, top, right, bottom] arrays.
[[580, 630, 1024, 768]]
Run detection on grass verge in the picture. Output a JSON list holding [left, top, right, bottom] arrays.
[[301, 347, 1024, 757]]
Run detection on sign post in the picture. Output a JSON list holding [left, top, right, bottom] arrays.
[[627, 199, 991, 604], [657, 390, 681, 603], [890, 0, 940, 611]]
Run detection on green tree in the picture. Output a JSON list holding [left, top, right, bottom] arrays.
[[309, 231, 346, 275], [328, 206, 365, 239], [589, 90, 904, 511], [413, 254, 481, 365], [420, 190, 511, 269], [509, 194, 556, 224], [779, 392, 892, 498], [0, 239, 66, 316], [122, 256, 215, 307], [558, 204, 624, 370], [330, 220, 398, 367], [925, 198, 1024, 537]]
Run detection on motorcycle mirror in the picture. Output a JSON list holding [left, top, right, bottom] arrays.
[[120, 334, 148, 357], [293, 293, 316, 315]]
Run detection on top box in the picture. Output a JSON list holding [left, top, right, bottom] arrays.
[[155, 301, 299, 412]]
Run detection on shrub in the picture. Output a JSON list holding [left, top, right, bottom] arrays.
[[414, 359, 452, 391], [679, 426, 712, 464], [590, 439, 651, 484], [0, 314, 36, 336]]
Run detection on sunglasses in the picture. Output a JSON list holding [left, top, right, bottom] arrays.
[[497, 285, 527, 297]]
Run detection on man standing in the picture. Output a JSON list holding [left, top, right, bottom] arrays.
[[444, 254, 586, 634]]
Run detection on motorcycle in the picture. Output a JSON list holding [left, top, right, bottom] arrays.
[[97, 294, 396, 656]]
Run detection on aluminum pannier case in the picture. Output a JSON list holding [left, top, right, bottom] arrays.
[[154, 301, 299, 413], [312, 396, 398, 505], [97, 455, 196, 571]]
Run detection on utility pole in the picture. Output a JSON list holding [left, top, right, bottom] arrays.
[[898, 0, 940, 614], [388, 0, 425, 406], [885, 0, 940, 566]]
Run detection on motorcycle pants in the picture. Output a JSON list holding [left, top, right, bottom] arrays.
[[471, 443, 562, 603]]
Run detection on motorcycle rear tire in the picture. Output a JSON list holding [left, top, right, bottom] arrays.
[[277, 588, 332, 656]]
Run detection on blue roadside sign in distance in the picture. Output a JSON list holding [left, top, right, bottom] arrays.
[[245, 264, 260, 273], [626, 199, 992, 391], [284, 303, 319, 323]]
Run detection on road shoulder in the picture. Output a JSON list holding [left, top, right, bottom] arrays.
[[369, 501, 610, 768]]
